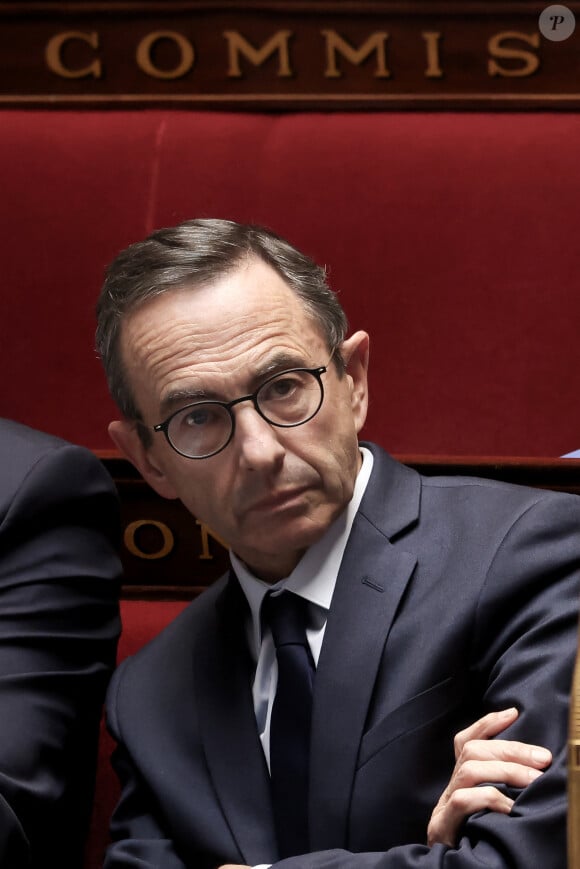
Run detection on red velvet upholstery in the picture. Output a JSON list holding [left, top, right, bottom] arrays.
[[3, 110, 580, 457]]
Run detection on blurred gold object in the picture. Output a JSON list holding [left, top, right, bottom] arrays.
[[569, 634, 580, 868]]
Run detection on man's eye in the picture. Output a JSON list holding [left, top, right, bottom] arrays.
[[183, 407, 213, 427], [264, 377, 300, 400], [273, 378, 295, 395]]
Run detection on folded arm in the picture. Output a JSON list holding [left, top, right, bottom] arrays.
[[0, 441, 121, 867], [217, 707, 553, 869]]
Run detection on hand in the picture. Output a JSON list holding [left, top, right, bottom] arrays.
[[427, 707, 552, 848]]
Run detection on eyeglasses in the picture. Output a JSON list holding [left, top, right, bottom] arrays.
[[153, 364, 329, 459]]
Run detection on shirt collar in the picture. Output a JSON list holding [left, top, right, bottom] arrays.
[[232, 446, 374, 654]]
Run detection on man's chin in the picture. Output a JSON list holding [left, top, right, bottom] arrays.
[[236, 521, 329, 577]]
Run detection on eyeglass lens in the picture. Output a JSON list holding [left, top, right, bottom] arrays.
[[167, 368, 323, 458]]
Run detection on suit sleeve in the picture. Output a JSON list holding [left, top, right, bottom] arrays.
[[0, 443, 121, 868], [270, 491, 580, 868], [104, 662, 189, 869]]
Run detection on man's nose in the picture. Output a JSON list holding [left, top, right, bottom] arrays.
[[233, 404, 285, 470]]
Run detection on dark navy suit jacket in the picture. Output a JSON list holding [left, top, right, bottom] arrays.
[[0, 418, 121, 867], [105, 443, 580, 868]]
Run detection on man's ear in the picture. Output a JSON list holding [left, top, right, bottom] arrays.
[[339, 330, 370, 434], [108, 420, 179, 500]]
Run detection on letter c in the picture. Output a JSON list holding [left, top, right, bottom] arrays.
[[45, 31, 102, 79]]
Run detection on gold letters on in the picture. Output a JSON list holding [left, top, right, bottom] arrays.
[[45, 31, 102, 79], [135, 31, 195, 80], [422, 32, 443, 79], [322, 30, 390, 79], [224, 30, 293, 78], [39, 24, 555, 96], [123, 518, 228, 561], [196, 521, 230, 560], [124, 520, 175, 560], [488, 31, 541, 77]]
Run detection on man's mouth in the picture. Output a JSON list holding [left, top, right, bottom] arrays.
[[248, 486, 309, 512]]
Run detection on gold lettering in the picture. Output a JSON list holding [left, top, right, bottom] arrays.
[[196, 521, 229, 560], [322, 30, 390, 79], [488, 31, 540, 77], [422, 32, 443, 79], [136, 31, 195, 80], [224, 30, 293, 78], [124, 520, 175, 560], [45, 31, 102, 79]]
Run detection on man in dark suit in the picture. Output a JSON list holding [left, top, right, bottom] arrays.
[[97, 219, 579, 868], [0, 418, 121, 867]]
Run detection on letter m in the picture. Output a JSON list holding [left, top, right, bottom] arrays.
[[224, 30, 293, 77], [322, 30, 390, 78]]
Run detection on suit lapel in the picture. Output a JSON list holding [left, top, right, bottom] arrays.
[[309, 446, 420, 850], [195, 574, 279, 864], [196, 447, 421, 858]]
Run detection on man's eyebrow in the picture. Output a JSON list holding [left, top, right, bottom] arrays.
[[158, 387, 215, 417], [252, 352, 310, 382], [158, 353, 312, 416]]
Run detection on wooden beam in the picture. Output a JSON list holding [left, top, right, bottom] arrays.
[[1, 1, 579, 109]]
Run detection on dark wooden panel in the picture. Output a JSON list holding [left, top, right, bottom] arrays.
[[1, 1, 579, 109], [98, 451, 580, 599]]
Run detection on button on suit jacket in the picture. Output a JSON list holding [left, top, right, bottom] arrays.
[[105, 442, 580, 868], [0, 418, 121, 867]]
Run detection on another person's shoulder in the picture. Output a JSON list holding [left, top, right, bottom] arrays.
[[0, 417, 117, 504], [1, 416, 67, 470]]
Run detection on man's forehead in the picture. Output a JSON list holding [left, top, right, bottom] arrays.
[[119, 279, 329, 410], [120, 262, 322, 355], [155, 348, 323, 417]]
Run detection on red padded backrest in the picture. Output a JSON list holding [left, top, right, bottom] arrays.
[[2, 110, 580, 457]]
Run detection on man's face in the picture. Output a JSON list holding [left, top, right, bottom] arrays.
[[110, 257, 369, 582]]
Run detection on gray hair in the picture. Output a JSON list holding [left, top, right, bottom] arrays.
[[96, 218, 348, 428]]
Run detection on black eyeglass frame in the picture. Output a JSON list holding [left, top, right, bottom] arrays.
[[152, 364, 328, 460]]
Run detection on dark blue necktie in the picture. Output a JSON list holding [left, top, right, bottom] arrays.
[[263, 591, 315, 858]]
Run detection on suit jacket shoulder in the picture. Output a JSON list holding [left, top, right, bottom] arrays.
[[0, 418, 121, 868], [0, 417, 118, 517]]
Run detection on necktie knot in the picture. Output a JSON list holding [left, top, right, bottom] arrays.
[[263, 592, 310, 649]]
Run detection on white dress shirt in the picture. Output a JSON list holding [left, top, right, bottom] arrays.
[[231, 446, 373, 769], [232, 448, 372, 868]]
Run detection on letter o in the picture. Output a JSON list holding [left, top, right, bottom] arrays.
[[136, 31, 195, 80], [124, 519, 175, 560]]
